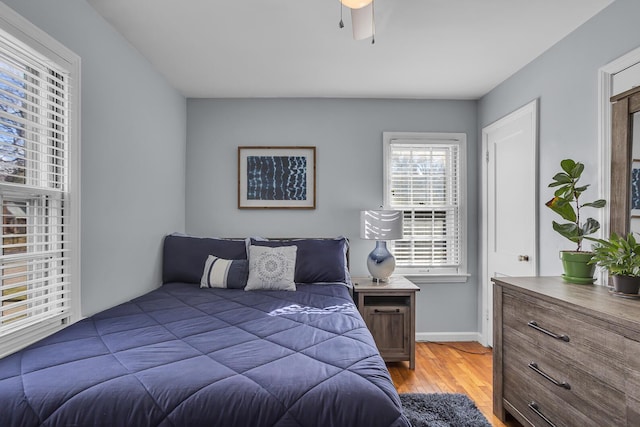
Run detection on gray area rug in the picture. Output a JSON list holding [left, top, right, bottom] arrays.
[[400, 393, 492, 427]]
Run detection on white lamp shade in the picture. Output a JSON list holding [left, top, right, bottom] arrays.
[[360, 210, 403, 240], [341, 0, 373, 9]]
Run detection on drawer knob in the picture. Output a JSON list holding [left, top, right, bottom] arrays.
[[528, 362, 571, 390], [374, 308, 400, 314], [528, 402, 557, 427], [518, 255, 530, 262], [528, 320, 570, 342]]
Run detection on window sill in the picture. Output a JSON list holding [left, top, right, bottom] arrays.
[[401, 273, 470, 284], [0, 315, 69, 359]]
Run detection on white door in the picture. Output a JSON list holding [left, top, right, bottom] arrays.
[[481, 100, 538, 347]]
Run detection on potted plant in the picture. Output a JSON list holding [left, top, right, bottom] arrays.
[[589, 232, 640, 294], [546, 159, 606, 284]]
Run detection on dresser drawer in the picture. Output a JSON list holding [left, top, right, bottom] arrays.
[[493, 277, 640, 427], [503, 338, 625, 427], [502, 290, 626, 387], [625, 337, 640, 425], [504, 362, 600, 427]]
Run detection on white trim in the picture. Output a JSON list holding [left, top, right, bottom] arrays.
[[0, 2, 81, 355], [406, 274, 470, 285], [69, 52, 82, 324], [382, 132, 468, 277], [0, 2, 76, 66], [597, 46, 640, 285], [0, 315, 67, 358], [480, 99, 539, 347], [415, 331, 482, 343]]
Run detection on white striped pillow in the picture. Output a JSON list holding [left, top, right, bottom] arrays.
[[200, 255, 248, 289]]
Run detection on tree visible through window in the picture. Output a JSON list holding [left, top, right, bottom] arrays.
[[383, 132, 466, 277], [0, 62, 27, 324], [0, 4, 80, 357]]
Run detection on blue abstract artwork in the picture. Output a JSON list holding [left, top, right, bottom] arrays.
[[633, 166, 640, 210], [246, 156, 307, 201]]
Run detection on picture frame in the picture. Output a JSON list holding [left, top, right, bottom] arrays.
[[238, 146, 316, 209], [632, 159, 640, 218]]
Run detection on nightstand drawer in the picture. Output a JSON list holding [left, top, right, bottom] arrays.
[[362, 304, 409, 357], [352, 276, 419, 368]]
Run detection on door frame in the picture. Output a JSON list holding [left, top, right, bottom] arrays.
[[597, 45, 640, 265], [480, 99, 539, 347]]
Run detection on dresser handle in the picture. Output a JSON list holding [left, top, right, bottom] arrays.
[[528, 401, 557, 427], [528, 362, 571, 390], [527, 321, 570, 342], [374, 308, 400, 313]]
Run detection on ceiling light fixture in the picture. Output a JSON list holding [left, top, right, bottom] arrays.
[[338, 0, 375, 44], [341, 0, 372, 9]]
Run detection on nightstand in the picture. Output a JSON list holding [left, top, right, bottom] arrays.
[[352, 276, 420, 369]]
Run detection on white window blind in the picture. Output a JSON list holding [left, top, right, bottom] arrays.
[[0, 4, 80, 356], [384, 133, 466, 277]]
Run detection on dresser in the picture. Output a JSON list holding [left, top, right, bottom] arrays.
[[492, 276, 640, 427], [353, 276, 420, 369]]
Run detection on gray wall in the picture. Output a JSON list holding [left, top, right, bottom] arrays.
[[3, 0, 187, 316], [479, 0, 640, 277], [8, 0, 636, 337], [186, 98, 479, 337]]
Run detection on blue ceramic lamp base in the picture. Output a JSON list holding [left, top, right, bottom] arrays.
[[366, 241, 396, 282]]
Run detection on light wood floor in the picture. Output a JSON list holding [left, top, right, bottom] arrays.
[[387, 342, 521, 427]]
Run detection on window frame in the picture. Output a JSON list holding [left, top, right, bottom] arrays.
[[383, 132, 468, 282], [0, 2, 81, 358]]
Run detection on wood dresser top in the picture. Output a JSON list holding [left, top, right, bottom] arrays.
[[492, 276, 640, 335]]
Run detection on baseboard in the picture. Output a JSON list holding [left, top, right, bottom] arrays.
[[415, 332, 482, 343]]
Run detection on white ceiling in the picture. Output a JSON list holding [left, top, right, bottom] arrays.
[[86, 0, 614, 99]]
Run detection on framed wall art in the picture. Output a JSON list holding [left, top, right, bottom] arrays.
[[632, 159, 640, 217], [238, 146, 316, 209]]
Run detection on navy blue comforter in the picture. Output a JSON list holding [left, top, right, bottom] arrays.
[[0, 283, 409, 426]]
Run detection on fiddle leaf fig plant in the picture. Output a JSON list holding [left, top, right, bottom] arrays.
[[546, 159, 606, 252]]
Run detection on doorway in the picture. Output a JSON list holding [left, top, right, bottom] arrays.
[[481, 99, 539, 347]]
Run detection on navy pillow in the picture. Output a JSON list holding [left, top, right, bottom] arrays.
[[163, 234, 247, 284], [250, 237, 351, 285]]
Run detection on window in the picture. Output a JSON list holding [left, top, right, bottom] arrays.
[[383, 132, 467, 280], [0, 4, 80, 357]]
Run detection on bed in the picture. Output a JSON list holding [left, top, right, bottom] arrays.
[[0, 235, 410, 426]]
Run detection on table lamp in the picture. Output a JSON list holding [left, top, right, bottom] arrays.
[[360, 210, 403, 282]]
